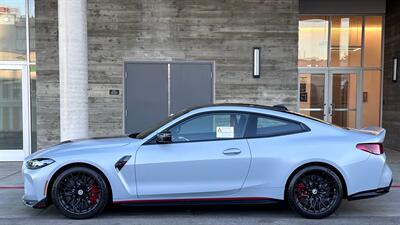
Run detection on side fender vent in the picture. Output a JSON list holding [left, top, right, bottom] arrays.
[[115, 155, 132, 171]]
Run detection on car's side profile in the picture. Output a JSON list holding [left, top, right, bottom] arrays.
[[22, 104, 393, 219]]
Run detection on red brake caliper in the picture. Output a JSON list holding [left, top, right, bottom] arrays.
[[295, 183, 308, 198], [89, 185, 99, 205]]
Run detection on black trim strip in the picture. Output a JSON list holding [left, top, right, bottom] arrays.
[[114, 197, 281, 207]]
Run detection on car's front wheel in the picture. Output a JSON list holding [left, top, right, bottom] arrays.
[[51, 166, 109, 219], [287, 166, 343, 219]]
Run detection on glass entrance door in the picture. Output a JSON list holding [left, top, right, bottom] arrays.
[[0, 65, 30, 161], [299, 70, 361, 128], [299, 73, 327, 121], [329, 72, 359, 127]]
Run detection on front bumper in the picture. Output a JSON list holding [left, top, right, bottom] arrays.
[[347, 179, 392, 201], [22, 161, 57, 206]]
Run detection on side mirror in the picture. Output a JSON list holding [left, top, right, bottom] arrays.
[[156, 131, 172, 144]]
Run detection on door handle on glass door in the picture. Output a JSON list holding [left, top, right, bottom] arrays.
[[223, 148, 241, 155], [329, 104, 334, 116]]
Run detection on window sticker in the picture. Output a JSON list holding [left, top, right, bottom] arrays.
[[216, 126, 234, 138]]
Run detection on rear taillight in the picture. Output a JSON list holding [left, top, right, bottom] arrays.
[[356, 143, 384, 155]]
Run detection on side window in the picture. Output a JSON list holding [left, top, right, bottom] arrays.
[[168, 112, 249, 143], [246, 114, 305, 138]]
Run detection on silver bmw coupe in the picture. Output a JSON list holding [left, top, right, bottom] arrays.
[[22, 104, 392, 219]]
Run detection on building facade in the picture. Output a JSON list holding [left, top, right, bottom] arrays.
[[0, 0, 398, 161]]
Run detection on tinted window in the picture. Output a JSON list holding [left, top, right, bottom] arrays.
[[246, 115, 305, 137], [168, 112, 249, 143]]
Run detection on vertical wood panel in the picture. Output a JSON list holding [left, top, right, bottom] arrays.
[[87, 0, 299, 137], [36, 0, 60, 149], [383, 0, 400, 150]]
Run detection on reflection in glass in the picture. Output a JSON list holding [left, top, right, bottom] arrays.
[[331, 73, 357, 128], [330, 16, 362, 67], [0, 69, 23, 149], [30, 65, 36, 151], [332, 111, 356, 128], [299, 73, 325, 120], [364, 16, 382, 68], [331, 73, 357, 109], [299, 110, 324, 121], [28, 0, 35, 62], [299, 73, 325, 109], [298, 16, 384, 128], [0, 0, 26, 61], [298, 16, 329, 67], [362, 71, 381, 127]]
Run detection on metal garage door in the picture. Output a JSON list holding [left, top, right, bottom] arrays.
[[124, 62, 214, 134]]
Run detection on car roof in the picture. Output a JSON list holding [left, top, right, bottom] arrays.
[[185, 103, 289, 113], [183, 103, 331, 126]]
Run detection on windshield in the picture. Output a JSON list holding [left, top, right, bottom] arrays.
[[133, 109, 190, 139]]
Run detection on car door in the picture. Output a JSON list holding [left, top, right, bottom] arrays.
[[135, 112, 251, 198], [243, 113, 309, 189]]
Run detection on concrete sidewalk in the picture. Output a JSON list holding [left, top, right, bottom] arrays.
[[0, 149, 399, 225], [0, 162, 22, 186]]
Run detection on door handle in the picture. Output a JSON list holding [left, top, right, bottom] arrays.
[[329, 103, 334, 116], [223, 148, 241, 155]]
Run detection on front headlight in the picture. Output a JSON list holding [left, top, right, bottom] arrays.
[[26, 158, 55, 170]]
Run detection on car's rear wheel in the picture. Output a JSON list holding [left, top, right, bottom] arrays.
[[51, 166, 109, 219], [287, 166, 343, 219]]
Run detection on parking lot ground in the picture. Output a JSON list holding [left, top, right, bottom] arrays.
[[0, 149, 399, 225]]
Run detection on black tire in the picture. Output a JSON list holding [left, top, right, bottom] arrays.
[[286, 166, 343, 219], [51, 166, 109, 219]]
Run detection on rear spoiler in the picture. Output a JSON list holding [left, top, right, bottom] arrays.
[[350, 126, 386, 143]]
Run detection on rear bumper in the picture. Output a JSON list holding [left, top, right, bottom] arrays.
[[22, 196, 48, 208], [347, 179, 392, 201]]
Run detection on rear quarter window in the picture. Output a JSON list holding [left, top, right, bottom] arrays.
[[246, 114, 307, 138]]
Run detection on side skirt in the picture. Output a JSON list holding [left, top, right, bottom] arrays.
[[113, 197, 281, 207]]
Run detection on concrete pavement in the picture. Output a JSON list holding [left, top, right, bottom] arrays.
[[0, 149, 399, 225]]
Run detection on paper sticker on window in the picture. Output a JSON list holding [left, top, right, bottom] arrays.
[[216, 126, 234, 138]]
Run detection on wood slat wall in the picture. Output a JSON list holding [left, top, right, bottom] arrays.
[[87, 0, 299, 138], [35, 0, 59, 149], [36, 0, 299, 148]]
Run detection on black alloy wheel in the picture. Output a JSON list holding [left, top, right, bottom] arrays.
[[287, 166, 343, 219], [51, 166, 109, 219]]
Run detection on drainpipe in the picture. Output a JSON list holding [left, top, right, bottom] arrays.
[[58, 0, 88, 141]]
